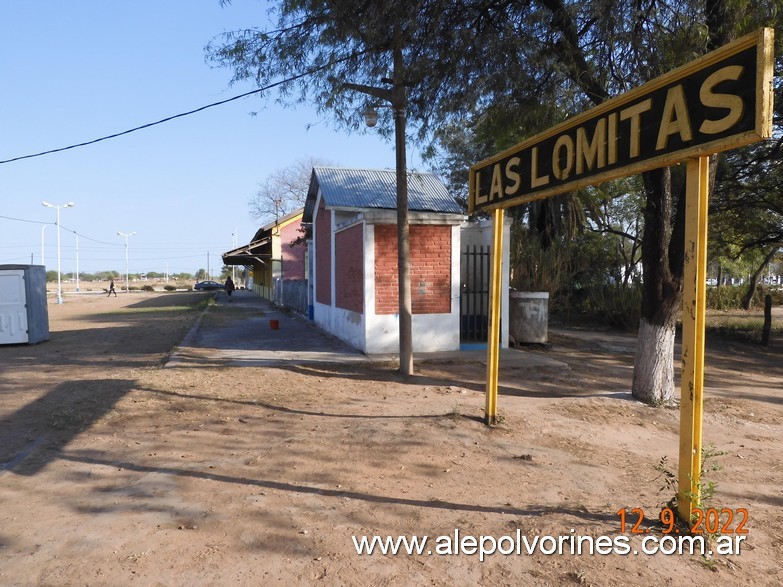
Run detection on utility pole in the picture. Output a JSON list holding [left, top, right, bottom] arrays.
[[117, 231, 136, 293]]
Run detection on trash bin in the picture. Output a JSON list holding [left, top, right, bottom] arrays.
[[509, 291, 548, 344]]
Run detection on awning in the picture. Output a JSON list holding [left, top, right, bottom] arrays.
[[222, 236, 272, 266]]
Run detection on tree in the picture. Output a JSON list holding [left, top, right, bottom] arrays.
[[711, 120, 783, 307], [207, 0, 493, 375], [432, 0, 781, 405], [249, 157, 334, 224], [209, 0, 781, 399]]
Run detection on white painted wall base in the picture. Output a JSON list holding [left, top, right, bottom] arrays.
[[366, 313, 461, 354], [313, 302, 366, 351], [314, 303, 460, 354]]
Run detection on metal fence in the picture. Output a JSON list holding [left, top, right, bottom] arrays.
[[274, 278, 308, 316]]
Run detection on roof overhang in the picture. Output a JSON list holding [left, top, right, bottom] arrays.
[[222, 236, 272, 266]]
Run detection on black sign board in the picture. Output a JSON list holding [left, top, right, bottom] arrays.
[[469, 28, 774, 213]]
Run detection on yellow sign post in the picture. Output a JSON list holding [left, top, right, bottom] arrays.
[[485, 207, 505, 425], [470, 29, 773, 519], [678, 156, 710, 521]]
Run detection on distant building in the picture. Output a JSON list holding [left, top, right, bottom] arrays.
[[222, 208, 306, 310]]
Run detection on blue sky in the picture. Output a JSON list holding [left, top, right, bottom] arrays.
[[0, 0, 425, 276]]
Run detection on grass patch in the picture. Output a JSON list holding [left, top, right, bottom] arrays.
[[706, 309, 782, 343]]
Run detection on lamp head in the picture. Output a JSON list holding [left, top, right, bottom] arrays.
[[362, 106, 379, 128], [42, 201, 53, 208]]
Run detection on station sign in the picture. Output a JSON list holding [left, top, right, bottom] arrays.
[[469, 28, 774, 213]]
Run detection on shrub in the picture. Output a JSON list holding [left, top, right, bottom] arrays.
[[163, 285, 177, 292], [576, 284, 642, 331], [706, 284, 769, 310], [141, 285, 155, 292], [706, 285, 745, 310]]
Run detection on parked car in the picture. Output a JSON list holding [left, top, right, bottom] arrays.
[[194, 280, 223, 291]]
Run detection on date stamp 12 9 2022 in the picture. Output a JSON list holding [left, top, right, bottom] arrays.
[[617, 507, 749, 535]]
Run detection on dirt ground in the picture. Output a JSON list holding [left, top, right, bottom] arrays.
[[0, 292, 781, 586]]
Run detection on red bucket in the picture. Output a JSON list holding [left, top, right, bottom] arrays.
[[269, 319, 280, 330]]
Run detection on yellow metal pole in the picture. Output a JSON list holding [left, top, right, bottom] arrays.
[[678, 156, 709, 523], [485, 207, 504, 425]]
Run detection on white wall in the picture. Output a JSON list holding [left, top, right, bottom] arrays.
[[313, 301, 366, 351], [365, 312, 460, 353]]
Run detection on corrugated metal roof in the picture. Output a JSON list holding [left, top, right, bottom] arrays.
[[308, 167, 464, 216]]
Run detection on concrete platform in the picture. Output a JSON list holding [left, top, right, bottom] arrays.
[[167, 289, 567, 370]]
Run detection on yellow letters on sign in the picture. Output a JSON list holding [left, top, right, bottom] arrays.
[[656, 85, 693, 150], [699, 66, 745, 134]]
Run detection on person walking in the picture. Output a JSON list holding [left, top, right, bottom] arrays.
[[107, 279, 117, 297], [224, 276, 235, 302]]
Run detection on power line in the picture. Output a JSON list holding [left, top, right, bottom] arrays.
[[0, 87, 266, 165], [0, 213, 122, 247], [0, 214, 52, 225], [0, 56, 360, 166]]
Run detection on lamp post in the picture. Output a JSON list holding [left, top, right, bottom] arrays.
[[343, 36, 413, 375], [42, 201, 75, 304], [117, 231, 136, 293], [41, 224, 47, 266]]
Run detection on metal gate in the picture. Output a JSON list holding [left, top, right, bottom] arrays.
[[460, 245, 490, 342]]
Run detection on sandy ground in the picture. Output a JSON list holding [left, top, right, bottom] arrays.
[[0, 291, 781, 586]]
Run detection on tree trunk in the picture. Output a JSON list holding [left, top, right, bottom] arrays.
[[631, 2, 730, 405], [761, 294, 772, 347], [632, 167, 683, 405], [741, 248, 777, 310], [633, 318, 676, 405]]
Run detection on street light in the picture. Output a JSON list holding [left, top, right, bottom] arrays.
[[344, 40, 414, 375], [42, 201, 75, 304], [117, 231, 136, 293]]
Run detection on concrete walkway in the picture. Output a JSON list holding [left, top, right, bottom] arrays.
[[167, 289, 369, 367], [167, 289, 568, 370]]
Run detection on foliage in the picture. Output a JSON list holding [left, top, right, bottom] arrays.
[[163, 285, 178, 292], [655, 444, 727, 517], [706, 284, 758, 310], [249, 157, 333, 224], [512, 219, 642, 329], [578, 284, 643, 331], [141, 285, 155, 292]]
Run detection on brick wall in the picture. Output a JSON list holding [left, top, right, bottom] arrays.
[[334, 224, 364, 314], [315, 199, 332, 305], [279, 218, 306, 280], [374, 224, 452, 315]]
